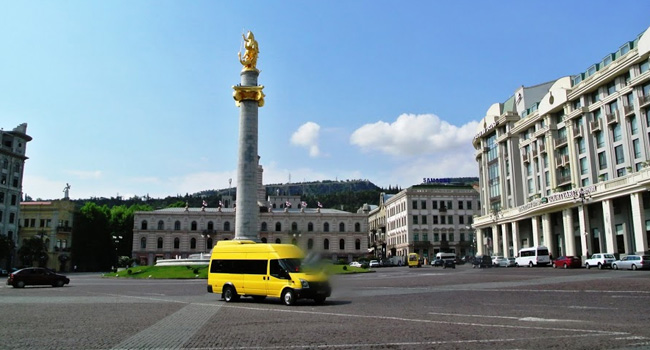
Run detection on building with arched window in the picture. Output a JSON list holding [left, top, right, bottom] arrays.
[[131, 166, 369, 265], [472, 26, 650, 260]]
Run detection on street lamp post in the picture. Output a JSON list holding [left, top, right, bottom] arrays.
[[112, 235, 122, 272]]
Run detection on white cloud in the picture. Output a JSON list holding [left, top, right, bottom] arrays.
[[350, 113, 479, 156], [290, 122, 321, 157]]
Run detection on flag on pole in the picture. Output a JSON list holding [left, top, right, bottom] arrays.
[[317, 201, 323, 208], [301, 201, 307, 208], [218, 200, 223, 207]]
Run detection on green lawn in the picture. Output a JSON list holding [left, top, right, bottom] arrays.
[[103, 263, 370, 279]]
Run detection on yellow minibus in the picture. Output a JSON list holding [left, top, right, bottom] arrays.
[[207, 240, 331, 305]]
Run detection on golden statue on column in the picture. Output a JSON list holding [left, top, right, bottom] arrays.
[[238, 31, 259, 71]]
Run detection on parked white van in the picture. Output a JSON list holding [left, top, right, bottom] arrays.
[[515, 246, 550, 267]]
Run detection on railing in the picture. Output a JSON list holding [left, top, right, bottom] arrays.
[[555, 154, 569, 168], [539, 142, 546, 153], [556, 174, 572, 184], [522, 153, 530, 163], [606, 110, 619, 125], [554, 137, 568, 149], [572, 126, 582, 138], [623, 104, 635, 116], [639, 95, 650, 108]]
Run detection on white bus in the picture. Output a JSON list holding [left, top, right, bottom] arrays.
[[515, 246, 550, 267]]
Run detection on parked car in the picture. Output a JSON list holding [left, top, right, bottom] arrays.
[[0, 269, 8, 276], [7, 267, 70, 288], [442, 259, 456, 269], [585, 253, 616, 269], [349, 261, 362, 268], [369, 260, 380, 268], [493, 257, 509, 267], [552, 256, 582, 269], [472, 255, 493, 268], [612, 255, 650, 270], [505, 258, 516, 267]]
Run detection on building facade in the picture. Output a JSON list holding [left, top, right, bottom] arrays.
[[384, 183, 480, 262], [131, 167, 368, 265], [18, 199, 75, 271], [0, 123, 32, 269], [472, 26, 650, 260]]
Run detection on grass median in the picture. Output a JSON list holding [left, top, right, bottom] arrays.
[[103, 263, 370, 279]]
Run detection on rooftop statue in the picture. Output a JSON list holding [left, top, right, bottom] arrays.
[[238, 31, 259, 71]]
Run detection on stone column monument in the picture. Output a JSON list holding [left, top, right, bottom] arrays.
[[232, 31, 265, 241]]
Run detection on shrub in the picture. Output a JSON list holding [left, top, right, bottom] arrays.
[[127, 269, 132, 275], [193, 268, 199, 274], [343, 265, 348, 271]]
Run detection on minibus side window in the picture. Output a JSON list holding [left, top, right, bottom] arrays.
[[270, 259, 289, 279]]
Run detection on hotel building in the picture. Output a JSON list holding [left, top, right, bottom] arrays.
[[472, 26, 650, 260]]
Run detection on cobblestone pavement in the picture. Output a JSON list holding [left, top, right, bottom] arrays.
[[2, 265, 650, 350]]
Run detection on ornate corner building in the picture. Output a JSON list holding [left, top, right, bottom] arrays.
[[0, 123, 32, 269], [472, 26, 650, 260]]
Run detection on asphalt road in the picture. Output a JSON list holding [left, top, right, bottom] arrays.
[[2, 264, 650, 350]]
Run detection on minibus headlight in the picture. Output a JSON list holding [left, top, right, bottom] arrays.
[[299, 279, 309, 288]]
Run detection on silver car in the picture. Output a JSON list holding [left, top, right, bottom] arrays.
[[612, 255, 650, 270]]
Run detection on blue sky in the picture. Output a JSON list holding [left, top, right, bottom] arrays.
[[2, 1, 649, 200]]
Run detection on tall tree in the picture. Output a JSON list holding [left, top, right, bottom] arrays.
[[17, 236, 47, 267], [71, 202, 112, 271]]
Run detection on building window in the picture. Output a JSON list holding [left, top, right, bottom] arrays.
[[140, 237, 146, 249], [441, 216, 446, 224], [412, 200, 417, 209], [324, 222, 329, 232], [141, 220, 148, 230], [275, 222, 281, 232], [224, 221, 231, 231], [308, 222, 314, 232], [157, 237, 163, 249], [339, 239, 345, 250], [432, 201, 438, 209], [578, 138, 586, 154], [11, 194, 16, 206], [355, 222, 361, 232], [633, 139, 641, 159], [339, 222, 345, 232], [423, 233, 428, 241], [422, 215, 427, 225], [433, 216, 439, 224], [190, 238, 196, 249], [434, 233, 439, 242], [467, 201, 472, 210], [261, 222, 267, 231], [324, 239, 329, 250], [595, 131, 605, 148], [459, 216, 464, 224], [292, 222, 298, 231], [414, 233, 419, 241], [207, 238, 213, 248], [641, 59, 650, 73], [157, 220, 164, 230], [207, 221, 214, 230], [449, 233, 454, 242], [630, 115, 638, 135], [174, 237, 180, 249], [174, 221, 181, 230], [447, 201, 453, 210], [598, 152, 608, 170], [413, 215, 418, 225], [307, 239, 314, 250], [458, 201, 463, 210], [580, 157, 589, 175], [355, 239, 361, 250], [615, 145, 625, 164], [612, 123, 622, 142], [191, 221, 197, 231], [607, 81, 616, 95], [448, 216, 453, 224]]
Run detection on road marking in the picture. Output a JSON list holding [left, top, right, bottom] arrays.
[[428, 312, 582, 323], [111, 303, 222, 350]]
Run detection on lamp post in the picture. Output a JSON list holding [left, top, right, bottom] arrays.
[[112, 235, 122, 272], [574, 188, 592, 260]]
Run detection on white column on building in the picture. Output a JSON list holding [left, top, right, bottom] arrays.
[[511, 221, 520, 257], [501, 223, 509, 257], [542, 213, 553, 255], [630, 192, 648, 254], [531, 216, 540, 247], [578, 205, 592, 260], [562, 208, 576, 257], [602, 199, 617, 254], [476, 228, 485, 255], [492, 224, 499, 256]]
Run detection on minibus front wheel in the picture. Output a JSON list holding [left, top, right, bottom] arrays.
[[282, 289, 296, 306], [223, 285, 240, 302]]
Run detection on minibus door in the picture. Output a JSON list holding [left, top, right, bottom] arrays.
[[267, 259, 291, 297]]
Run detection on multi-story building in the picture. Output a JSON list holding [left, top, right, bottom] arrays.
[[384, 182, 480, 262], [368, 193, 392, 260], [131, 166, 368, 265], [472, 26, 650, 260], [0, 123, 32, 269], [18, 199, 75, 271]]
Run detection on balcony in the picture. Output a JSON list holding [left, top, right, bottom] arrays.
[[639, 95, 650, 108], [606, 110, 619, 125], [589, 119, 603, 132], [556, 174, 572, 185], [554, 137, 568, 149], [522, 153, 530, 163], [532, 149, 538, 158], [572, 126, 583, 138], [539, 142, 547, 153], [555, 154, 569, 168], [623, 104, 635, 116]]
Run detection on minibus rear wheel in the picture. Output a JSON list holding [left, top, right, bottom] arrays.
[[282, 289, 296, 306], [223, 285, 239, 302]]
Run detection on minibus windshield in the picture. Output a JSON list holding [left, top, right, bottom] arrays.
[[280, 258, 303, 272]]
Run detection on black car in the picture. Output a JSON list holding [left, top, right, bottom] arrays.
[[442, 260, 456, 269], [472, 255, 493, 268], [7, 267, 70, 288]]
